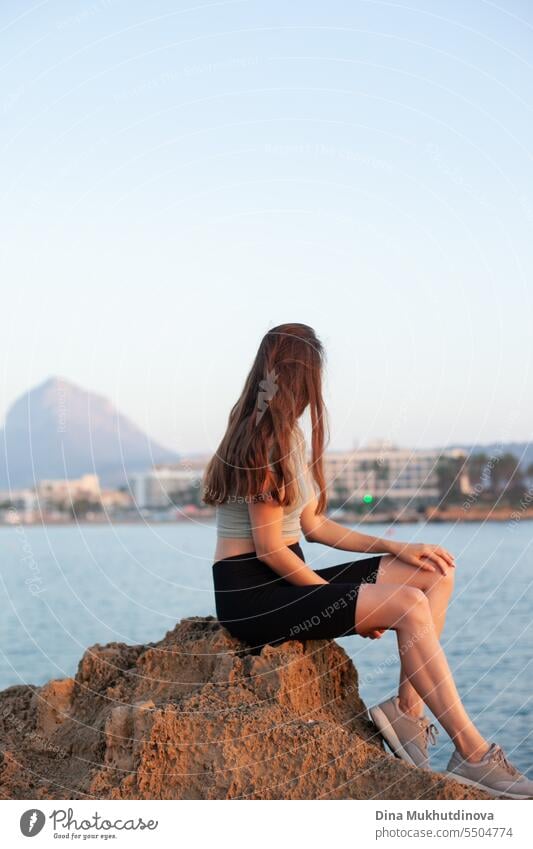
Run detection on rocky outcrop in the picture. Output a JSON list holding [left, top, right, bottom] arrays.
[[0, 617, 490, 800]]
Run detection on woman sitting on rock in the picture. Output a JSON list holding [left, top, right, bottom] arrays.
[[203, 322, 532, 799]]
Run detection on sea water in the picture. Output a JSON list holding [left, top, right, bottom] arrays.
[[0, 520, 531, 774]]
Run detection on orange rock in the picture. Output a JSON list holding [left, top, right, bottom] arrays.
[[0, 618, 490, 800]]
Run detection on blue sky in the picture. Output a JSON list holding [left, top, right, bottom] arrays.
[[1, 0, 532, 454]]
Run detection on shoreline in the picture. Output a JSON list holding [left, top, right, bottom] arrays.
[[1, 507, 533, 528]]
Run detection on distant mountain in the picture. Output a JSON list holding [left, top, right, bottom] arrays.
[[0, 377, 179, 489]]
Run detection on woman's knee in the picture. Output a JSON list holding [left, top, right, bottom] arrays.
[[426, 566, 455, 599], [354, 583, 433, 635], [400, 586, 432, 627]]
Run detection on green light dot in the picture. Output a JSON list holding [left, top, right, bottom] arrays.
[[362, 493, 374, 504]]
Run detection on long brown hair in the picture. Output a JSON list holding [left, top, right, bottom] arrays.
[[202, 323, 328, 514]]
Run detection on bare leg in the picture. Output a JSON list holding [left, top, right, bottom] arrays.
[[376, 554, 455, 719], [355, 581, 489, 761]]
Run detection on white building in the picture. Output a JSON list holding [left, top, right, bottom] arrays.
[[323, 443, 465, 510], [36, 474, 101, 508], [130, 465, 204, 510]]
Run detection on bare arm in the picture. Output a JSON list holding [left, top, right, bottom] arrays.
[[300, 495, 455, 573], [248, 498, 328, 586], [300, 495, 397, 553]]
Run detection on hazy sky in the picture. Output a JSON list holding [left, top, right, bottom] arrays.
[[1, 0, 532, 454]]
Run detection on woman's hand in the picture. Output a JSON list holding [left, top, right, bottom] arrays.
[[359, 627, 387, 639], [391, 542, 455, 574], [367, 628, 386, 640]]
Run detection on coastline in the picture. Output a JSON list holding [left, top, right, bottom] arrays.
[[1, 507, 533, 527]]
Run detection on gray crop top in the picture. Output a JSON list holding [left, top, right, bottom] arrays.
[[215, 429, 318, 540]]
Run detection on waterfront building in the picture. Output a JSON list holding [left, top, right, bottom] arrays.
[[323, 442, 467, 511]]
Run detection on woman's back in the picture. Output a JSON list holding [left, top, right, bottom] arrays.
[[213, 426, 316, 560]]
